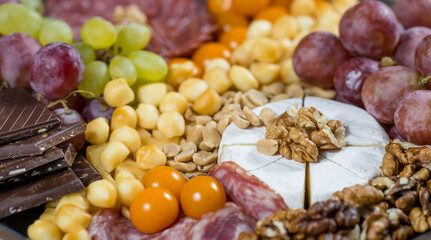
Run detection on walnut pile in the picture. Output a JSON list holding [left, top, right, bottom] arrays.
[[256, 104, 346, 163], [238, 199, 360, 240], [243, 141, 431, 240]]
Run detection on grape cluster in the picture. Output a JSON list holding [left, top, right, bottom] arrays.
[[293, 0, 431, 145], [0, 1, 168, 125]]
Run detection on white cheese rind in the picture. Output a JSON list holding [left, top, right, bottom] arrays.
[[219, 97, 389, 210], [309, 158, 368, 204]]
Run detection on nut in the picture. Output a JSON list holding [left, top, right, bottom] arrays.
[[381, 152, 400, 177], [197, 162, 216, 173], [174, 142, 197, 162], [167, 160, 197, 173], [259, 107, 275, 126], [217, 115, 231, 135], [195, 115, 213, 126], [199, 141, 215, 152], [243, 106, 262, 127], [399, 164, 416, 178], [232, 114, 250, 129], [202, 121, 221, 149], [370, 176, 395, 190], [243, 89, 269, 107], [192, 151, 217, 166], [162, 143, 181, 159], [335, 184, 384, 208], [186, 124, 203, 145], [409, 207, 429, 233], [297, 106, 327, 132], [256, 139, 279, 156], [310, 124, 346, 150], [414, 168, 430, 182]]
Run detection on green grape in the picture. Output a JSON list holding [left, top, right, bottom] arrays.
[[81, 17, 116, 49], [39, 20, 73, 45], [78, 61, 110, 99], [0, 3, 43, 38], [20, 0, 44, 14], [72, 42, 96, 65], [116, 23, 151, 54], [129, 50, 168, 85], [109, 56, 138, 86]]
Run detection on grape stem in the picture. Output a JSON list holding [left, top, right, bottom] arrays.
[[45, 90, 109, 114], [421, 76, 431, 89], [380, 57, 399, 67]]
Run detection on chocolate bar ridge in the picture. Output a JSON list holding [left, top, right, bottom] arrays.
[[0, 88, 60, 144]]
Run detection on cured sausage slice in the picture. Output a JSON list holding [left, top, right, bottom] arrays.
[[88, 202, 254, 240], [44, 0, 216, 58], [209, 161, 288, 220]]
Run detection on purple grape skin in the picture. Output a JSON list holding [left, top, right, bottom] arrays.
[[395, 27, 431, 70], [339, 1, 401, 60], [292, 31, 350, 88], [81, 98, 114, 123], [30, 42, 85, 100], [388, 125, 406, 141], [0, 33, 41, 88], [415, 35, 431, 80], [393, 0, 431, 29], [394, 90, 431, 145], [361, 66, 422, 124], [333, 57, 380, 108], [52, 108, 85, 151]]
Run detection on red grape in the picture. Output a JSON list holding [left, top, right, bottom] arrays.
[[393, 0, 431, 29], [52, 108, 86, 151], [81, 98, 114, 123], [30, 42, 84, 100], [388, 125, 406, 141], [0, 33, 41, 88], [339, 1, 401, 59], [415, 35, 431, 86], [292, 31, 350, 88], [333, 57, 380, 108], [361, 66, 422, 124], [394, 90, 431, 145], [395, 27, 431, 70]]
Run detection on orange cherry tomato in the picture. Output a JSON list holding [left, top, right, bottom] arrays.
[[233, 0, 271, 16], [219, 27, 247, 50], [140, 166, 186, 202], [167, 58, 203, 78], [216, 12, 249, 33], [207, 0, 233, 16], [180, 176, 226, 219], [130, 187, 179, 234], [255, 6, 288, 23], [192, 42, 231, 69]]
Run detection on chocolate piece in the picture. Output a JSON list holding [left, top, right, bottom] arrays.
[[0, 122, 86, 160], [0, 148, 63, 181], [0, 168, 84, 219], [0, 144, 76, 181], [0, 88, 60, 144], [0, 158, 72, 185], [71, 155, 102, 187]]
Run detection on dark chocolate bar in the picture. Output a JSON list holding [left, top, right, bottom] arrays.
[[0, 168, 84, 219], [71, 155, 102, 187], [0, 144, 76, 182], [0, 88, 60, 144], [0, 122, 85, 160], [0, 158, 72, 185], [0, 148, 63, 181]]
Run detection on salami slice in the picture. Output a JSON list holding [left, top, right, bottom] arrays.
[[209, 161, 288, 220], [88, 203, 254, 240], [44, 0, 216, 58]]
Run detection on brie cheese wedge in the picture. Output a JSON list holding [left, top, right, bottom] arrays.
[[218, 97, 389, 209]]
